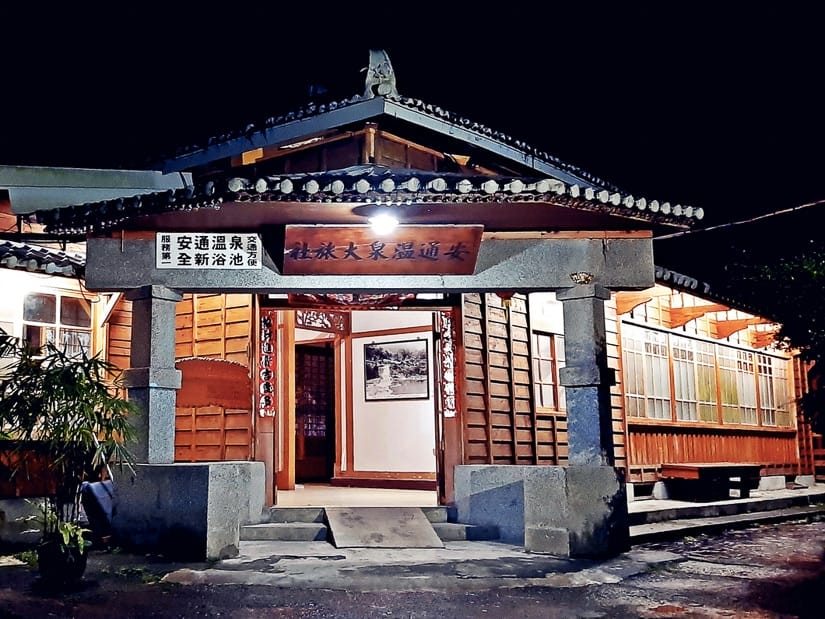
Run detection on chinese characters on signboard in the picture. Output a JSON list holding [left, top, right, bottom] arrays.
[[156, 233, 262, 269], [282, 225, 483, 275], [258, 309, 277, 417]]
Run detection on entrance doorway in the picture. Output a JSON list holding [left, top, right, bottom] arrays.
[[294, 342, 335, 483], [264, 303, 454, 505]]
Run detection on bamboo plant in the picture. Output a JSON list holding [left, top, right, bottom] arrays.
[[0, 333, 136, 559]]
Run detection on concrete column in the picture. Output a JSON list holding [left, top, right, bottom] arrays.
[[123, 285, 183, 464], [556, 283, 615, 466]]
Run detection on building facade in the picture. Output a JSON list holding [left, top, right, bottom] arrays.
[[4, 51, 819, 559]]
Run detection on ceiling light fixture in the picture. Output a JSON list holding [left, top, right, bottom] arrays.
[[368, 211, 399, 235]]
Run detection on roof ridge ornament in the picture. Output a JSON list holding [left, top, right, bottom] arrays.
[[362, 49, 398, 98]]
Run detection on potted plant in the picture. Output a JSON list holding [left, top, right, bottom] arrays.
[[0, 333, 137, 585]]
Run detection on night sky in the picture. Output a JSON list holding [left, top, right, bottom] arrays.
[[2, 4, 823, 230]]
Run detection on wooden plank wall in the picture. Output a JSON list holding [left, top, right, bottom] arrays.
[[606, 297, 628, 473], [107, 293, 255, 463], [793, 356, 815, 476], [174, 293, 252, 364], [459, 292, 639, 472], [107, 299, 133, 371], [174, 293, 254, 462], [461, 293, 561, 465], [626, 425, 799, 481]]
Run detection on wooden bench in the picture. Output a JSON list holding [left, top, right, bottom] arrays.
[[659, 462, 764, 502]]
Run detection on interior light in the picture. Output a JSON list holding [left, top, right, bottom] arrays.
[[368, 212, 399, 235]]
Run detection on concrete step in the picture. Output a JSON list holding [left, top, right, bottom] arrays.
[[431, 522, 499, 542], [263, 507, 325, 523], [630, 504, 825, 544], [420, 506, 449, 523], [241, 522, 328, 542], [629, 490, 825, 527]]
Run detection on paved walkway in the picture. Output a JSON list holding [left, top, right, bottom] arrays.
[[153, 484, 825, 591], [162, 540, 682, 591]]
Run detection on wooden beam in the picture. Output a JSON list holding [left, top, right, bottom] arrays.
[[614, 288, 671, 316], [483, 230, 653, 240], [668, 303, 729, 328], [714, 317, 771, 340], [752, 330, 778, 349]]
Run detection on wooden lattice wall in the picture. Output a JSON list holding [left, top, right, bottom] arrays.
[[461, 292, 626, 470], [106, 293, 255, 463], [174, 293, 254, 462], [106, 299, 133, 371], [461, 293, 553, 464]]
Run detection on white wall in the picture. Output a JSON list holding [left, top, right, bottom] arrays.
[[351, 310, 432, 333], [350, 328, 436, 473], [295, 327, 334, 343]]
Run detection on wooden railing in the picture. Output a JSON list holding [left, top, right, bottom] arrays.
[[626, 421, 800, 483]]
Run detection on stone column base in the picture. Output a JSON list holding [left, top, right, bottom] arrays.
[[111, 461, 265, 560], [454, 465, 628, 558]]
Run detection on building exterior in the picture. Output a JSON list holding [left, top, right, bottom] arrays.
[[3, 52, 819, 559]]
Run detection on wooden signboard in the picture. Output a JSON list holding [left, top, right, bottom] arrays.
[[282, 225, 483, 275]]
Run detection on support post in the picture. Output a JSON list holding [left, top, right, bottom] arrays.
[[122, 285, 183, 464], [556, 283, 615, 466]]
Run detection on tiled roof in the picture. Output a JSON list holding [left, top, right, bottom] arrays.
[[35, 165, 704, 236], [163, 92, 622, 192], [654, 264, 771, 320], [0, 240, 84, 277]]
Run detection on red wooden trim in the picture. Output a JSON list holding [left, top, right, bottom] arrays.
[[345, 335, 355, 474], [447, 303, 467, 495], [334, 333, 343, 480], [276, 312, 296, 490]]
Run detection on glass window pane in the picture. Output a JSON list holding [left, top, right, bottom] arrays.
[[541, 385, 555, 409], [23, 324, 55, 350], [60, 297, 91, 327], [539, 360, 553, 380], [23, 293, 56, 323], [536, 335, 551, 358]]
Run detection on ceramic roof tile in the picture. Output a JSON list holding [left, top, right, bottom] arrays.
[[0, 240, 84, 277], [35, 165, 703, 235]]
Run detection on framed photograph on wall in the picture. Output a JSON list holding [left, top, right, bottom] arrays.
[[363, 338, 430, 401]]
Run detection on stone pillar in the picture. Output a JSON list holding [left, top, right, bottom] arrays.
[[556, 283, 615, 466], [123, 285, 182, 464]]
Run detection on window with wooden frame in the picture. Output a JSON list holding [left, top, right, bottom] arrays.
[[671, 335, 698, 421], [531, 331, 565, 411], [695, 340, 718, 421], [622, 322, 793, 427], [757, 353, 792, 426], [621, 325, 671, 419], [22, 292, 92, 357]]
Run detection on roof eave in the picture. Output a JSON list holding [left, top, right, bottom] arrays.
[[161, 97, 389, 174]]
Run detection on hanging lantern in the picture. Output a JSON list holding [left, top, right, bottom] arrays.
[[496, 291, 515, 308]]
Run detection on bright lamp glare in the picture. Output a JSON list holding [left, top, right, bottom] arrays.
[[368, 212, 399, 235]]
